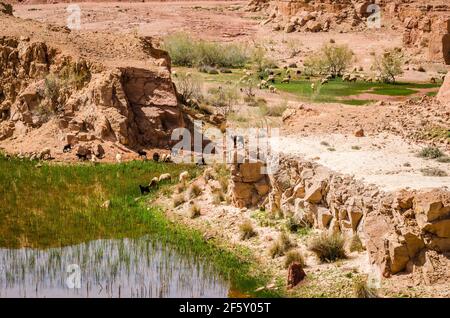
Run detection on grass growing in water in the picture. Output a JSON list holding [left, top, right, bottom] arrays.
[[0, 155, 279, 297]]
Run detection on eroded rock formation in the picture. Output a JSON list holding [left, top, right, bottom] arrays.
[[248, 0, 450, 64], [0, 32, 191, 159], [437, 72, 450, 104], [230, 154, 450, 277]]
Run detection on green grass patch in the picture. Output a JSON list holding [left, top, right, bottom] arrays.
[[0, 155, 279, 297], [370, 87, 417, 96], [273, 78, 440, 105]]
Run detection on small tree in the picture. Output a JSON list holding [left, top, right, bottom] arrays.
[[252, 46, 277, 73], [240, 76, 257, 102], [372, 49, 403, 83], [206, 85, 239, 115], [174, 72, 203, 104], [304, 44, 353, 77]]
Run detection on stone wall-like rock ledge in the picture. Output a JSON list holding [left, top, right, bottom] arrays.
[[230, 153, 450, 276]]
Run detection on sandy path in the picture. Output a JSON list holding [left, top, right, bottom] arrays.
[[271, 133, 450, 192]]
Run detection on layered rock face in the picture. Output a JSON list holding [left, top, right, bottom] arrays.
[[230, 154, 450, 276], [248, 0, 371, 33], [248, 0, 450, 64], [62, 66, 186, 149], [391, 1, 450, 64], [0, 34, 189, 158], [437, 72, 450, 105], [229, 159, 271, 208]]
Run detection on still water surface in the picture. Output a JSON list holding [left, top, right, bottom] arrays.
[[0, 236, 229, 298]]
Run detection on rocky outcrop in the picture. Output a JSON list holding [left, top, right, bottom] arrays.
[[0, 34, 191, 156], [63, 66, 186, 148], [437, 73, 450, 105], [230, 153, 450, 276], [248, 0, 370, 33], [229, 158, 271, 208], [249, 0, 450, 64]]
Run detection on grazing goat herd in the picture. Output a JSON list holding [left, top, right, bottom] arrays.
[[240, 65, 389, 94], [137, 151, 207, 195]]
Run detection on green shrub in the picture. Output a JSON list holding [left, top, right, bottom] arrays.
[[0, 3, 13, 15], [284, 249, 305, 269], [372, 49, 403, 83], [44, 74, 61, 103], [418, 146, 443, 159], [304, 44, 353, 77], [164, 32, 249, 68], [212, 191, 225, 205], [252, 46, 277, 73], [206, 85, 239, 115], [308, 232, 346, 262], [163, 32, 198, 67], [420, 167, 448, 177], [284, 216, 311, 233], [269, 232, 295, 258], [259, 100, 287, 117], [269, 241, 284, 258]]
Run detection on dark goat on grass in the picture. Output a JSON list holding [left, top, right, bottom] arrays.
[[76, 153, 88, 161], [138, 149, 147, 158], [153, 152, 160, 162], [139, 185, 150, 195]]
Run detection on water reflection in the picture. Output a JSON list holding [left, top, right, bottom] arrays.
[[0, 237, 229, 298]]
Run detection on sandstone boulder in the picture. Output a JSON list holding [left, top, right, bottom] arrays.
[[305, 20, 322, 32], [287, 262, 306, 288], [304, 182, 322, 203], [284, 23, 296, 33], [437, 73, 450, 105], [354, 128, 365, 137], [318, 207, 333, 229], [414, 191, 450, 227]]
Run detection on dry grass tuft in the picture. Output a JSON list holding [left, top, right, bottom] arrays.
[[308, 232, 346, 262], [173, 194, 186, 207], [284, 249, 305, 269], [188, 204, 201, 219], [188, 183, 203, 198], [239, 219, 257, 240]]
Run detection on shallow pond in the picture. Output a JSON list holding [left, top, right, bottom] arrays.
[[0, 237, 229, 298]]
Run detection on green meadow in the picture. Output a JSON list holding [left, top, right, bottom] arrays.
[[174, 67, 441, 106]]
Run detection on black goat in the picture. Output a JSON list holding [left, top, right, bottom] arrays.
[[76, 153, 88, 161], [139, 185, 150, 195], [153, 152, 160, 162], [63, 144, 72, 153], [138, 149, 147, 158]]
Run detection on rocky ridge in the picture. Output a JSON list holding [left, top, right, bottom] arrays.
[[0, 12, 191, 161], [247, 0, 450, 64]]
